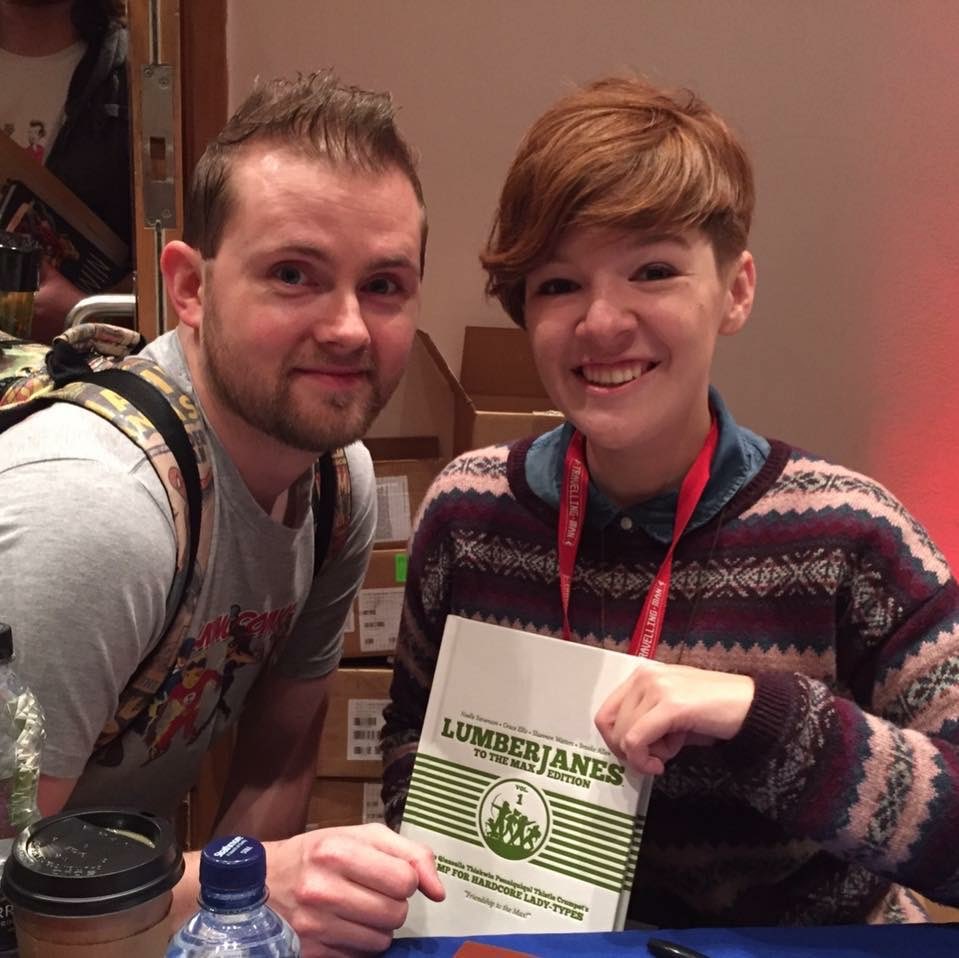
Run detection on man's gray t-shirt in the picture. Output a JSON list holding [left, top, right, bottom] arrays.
[[0, 332, 376, 816]]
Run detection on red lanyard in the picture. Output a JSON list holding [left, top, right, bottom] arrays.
[[557, 417, 719, 657]]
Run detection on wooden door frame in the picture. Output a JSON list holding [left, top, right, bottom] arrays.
[[128, 0, 228, 340], [181, 0, 229, 183]]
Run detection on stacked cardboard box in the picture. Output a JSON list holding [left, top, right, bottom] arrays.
[[367, 435, 446, 549], [188, 328, 563, 841], [335, 436, 446, 661], [361, 325, 565, 463], [440, 325, 565, 453], [309, 437, 448, 828], [307, 779, 385, 830], [310, 666, 392, 829], [309, 325, 563, 829], [339, 547, 406, 659]]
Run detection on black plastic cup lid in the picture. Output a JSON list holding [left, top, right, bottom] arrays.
[[0, 230, 40, 294], [1, 808, 184, 917]]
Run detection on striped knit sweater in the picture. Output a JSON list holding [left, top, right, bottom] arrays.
[[382, 436, 959, 927]]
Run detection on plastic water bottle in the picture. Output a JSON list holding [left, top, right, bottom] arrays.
[[0, 622, 44, 957], [166, 835, 300, 957]]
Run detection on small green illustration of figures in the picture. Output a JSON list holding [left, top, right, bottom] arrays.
[[478, 778, 550, 861]]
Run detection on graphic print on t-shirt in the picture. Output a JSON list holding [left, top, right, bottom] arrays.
[[0, 43, 86, 160], [138, 600, 298, 765], [25, 119, 46, 162]]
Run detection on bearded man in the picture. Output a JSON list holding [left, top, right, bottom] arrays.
[[0, 71, 443, 955]]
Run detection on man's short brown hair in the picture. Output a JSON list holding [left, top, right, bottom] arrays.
[[184, 71, 426, 268], [481, 76, 754, 326]]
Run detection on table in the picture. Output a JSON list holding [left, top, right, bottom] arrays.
[[385, 923, 957, 957]]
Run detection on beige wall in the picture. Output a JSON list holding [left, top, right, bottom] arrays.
[[227, 1, 959, 563]]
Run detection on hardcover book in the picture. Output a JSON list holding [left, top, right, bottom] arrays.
[[0, 132, 129, 293], [399, 615, 653, 937]]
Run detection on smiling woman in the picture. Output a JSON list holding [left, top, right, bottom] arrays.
[[523, 226, 753, 506], [383, 74, 959, 931]]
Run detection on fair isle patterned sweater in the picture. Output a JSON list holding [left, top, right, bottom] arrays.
[[382, 436, 959, 927]]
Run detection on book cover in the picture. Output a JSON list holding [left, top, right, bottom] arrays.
[[399, 616, 653, 937], [0, 133, 129, 293]]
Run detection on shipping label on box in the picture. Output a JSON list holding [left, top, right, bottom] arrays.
[[375, 474, 412, 544], [347, 697, 389, 762], [371, 451, 447, 547], [342, 549, 407, 660], [359, 587, 404, 653], [317, 667, 392, 779], [362, 781, 386, 824]]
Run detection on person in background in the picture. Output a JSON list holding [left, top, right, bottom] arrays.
[[382, 75, 959, 926], [0, 71, 442, 952], [0, 0, 131, 339]]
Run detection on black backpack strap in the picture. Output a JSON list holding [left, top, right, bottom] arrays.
[[313, 451, 336, 573]]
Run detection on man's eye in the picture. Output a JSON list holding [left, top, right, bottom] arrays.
[[635, 263, 676, 282], [363, 275, 401, 296], [274, 265, 305, 286], [534, 278, 578, 296]]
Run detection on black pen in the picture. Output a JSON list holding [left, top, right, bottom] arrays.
[[647, 937, 712, 958]]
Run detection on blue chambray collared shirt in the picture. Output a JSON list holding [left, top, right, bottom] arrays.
[[525, 387, 770, 544]]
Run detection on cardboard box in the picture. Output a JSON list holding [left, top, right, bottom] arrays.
[[341, 547, 408, 659], [416, 326, 564, 455], [366, 435, 446, 547], [306, 778, 385, 830], [316, 667, 392, 779]]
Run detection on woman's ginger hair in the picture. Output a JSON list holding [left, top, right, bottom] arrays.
[[481, 76, 754, 326]]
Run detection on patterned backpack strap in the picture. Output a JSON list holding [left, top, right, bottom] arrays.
[[313, 446, 353, 573], [0, 324, 214, 753], [1, 323, 146, 405], [2, 344, 209, 633], [87, 357, 216, 753], [0, 333, 52, 401]]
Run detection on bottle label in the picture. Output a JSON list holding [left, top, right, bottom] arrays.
[[0, 892, 15, 951], [0, 839, 17, 952]]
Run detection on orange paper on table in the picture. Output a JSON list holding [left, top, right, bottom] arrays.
[[454, 942, 538, 958]]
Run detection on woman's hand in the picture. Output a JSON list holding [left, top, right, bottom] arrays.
[[595, 660, 755, 775]]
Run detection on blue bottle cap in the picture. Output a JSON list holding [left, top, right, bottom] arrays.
[[199, 835, 268, 910]]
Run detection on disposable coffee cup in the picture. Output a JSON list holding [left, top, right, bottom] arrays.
[[1, 807, 184, 957], [0, 230, 40, 339]]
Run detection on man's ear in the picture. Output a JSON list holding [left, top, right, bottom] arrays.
[[160, 240, 205, 330], [719, 250, 756, 336]]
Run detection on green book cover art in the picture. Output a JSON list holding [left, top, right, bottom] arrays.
[[398, 616, 654, 936], [405, 753, 643, 896]]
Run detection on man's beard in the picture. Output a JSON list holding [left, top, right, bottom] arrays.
[[201, 297, 386, 453]]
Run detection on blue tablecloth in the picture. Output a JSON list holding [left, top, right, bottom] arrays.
[[386, 923, 957, 957]]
